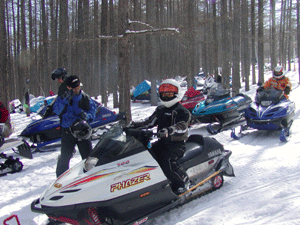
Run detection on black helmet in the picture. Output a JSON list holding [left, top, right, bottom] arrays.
[[51, 67, 68, 80], [70, 120, 92, 140], [65, 75, 81, 88]]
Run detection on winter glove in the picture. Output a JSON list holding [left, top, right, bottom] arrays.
[[157, 128, 169, 139], [128, 121, 137, 128], [80, 112, 88, 121], [284, 86, 291, 95]]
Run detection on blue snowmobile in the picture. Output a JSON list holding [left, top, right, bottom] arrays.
[[231, 87, 295, 142], [19, 100, 126, 152], [192, 83, 252, 134]]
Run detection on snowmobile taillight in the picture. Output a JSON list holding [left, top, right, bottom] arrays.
[[84, 157, 99, 172], [209, 160, 214, 165]]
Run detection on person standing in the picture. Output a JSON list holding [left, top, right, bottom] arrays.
[[53, 75, 96, 177], [43, 67, 69, 118]]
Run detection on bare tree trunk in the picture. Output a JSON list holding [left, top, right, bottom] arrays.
[[58, 0, 68, 67], [41, 0, 48, 96], [232, 0, 241, 96], [109, 0, 119, 108], [270, 0, 277, 70], [297, 0, 300, 83], [279, 0, 286, 67], [258, 0, 264, 85], [250, 0, 256, 85], [101, 0, 109, 106], [212, 1, 218, 77], [0, 0, 12, 135], [146, 0, 158, 106], [221, 0, 230, 89], [93, 0, 99, 99], [241, 0, 250, 91], [287, 0, 293, 71], [118, 0, 131, 123]]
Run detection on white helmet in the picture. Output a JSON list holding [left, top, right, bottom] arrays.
[[273, 66, 284, 79], [159, 79, 181, 108]]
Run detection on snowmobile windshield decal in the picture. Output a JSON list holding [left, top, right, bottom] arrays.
[[208, 149, 222, 158], [127, 166, 157, 175], [118, 160, 130, 166], [110, 173, 151, 192]]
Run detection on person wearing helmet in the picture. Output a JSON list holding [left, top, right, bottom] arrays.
[[43, 67, 69, 118], [257, 66, 292, 99], [130, 78, 191, 195], [53, 75, 96, 177]]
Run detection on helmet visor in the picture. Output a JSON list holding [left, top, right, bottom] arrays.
[[159, 84, 178, 93]]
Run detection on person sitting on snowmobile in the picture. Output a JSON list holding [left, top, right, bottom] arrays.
[[43, 67, 69, 118], [257, 65, 292, 99], [53, 75, 97, 177], [130, 78, 191, 195]]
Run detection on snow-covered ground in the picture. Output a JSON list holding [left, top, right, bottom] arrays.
[[1, 67, 300, 225]]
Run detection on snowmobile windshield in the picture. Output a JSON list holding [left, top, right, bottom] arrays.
[[256, 87, 284, 106], [90, 124, 146, 165], [206, 83, 230, 104]]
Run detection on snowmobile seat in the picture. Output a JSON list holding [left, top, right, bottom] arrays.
[[179, 135, 204, 164], [234, 94, 252, 107]]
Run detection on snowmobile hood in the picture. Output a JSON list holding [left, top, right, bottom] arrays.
[[20, 116, 60, 136], [40, 151, 165, 207], [246, 88, 295, 120], [246, 99, 295, 120], [192, 97, 237, 116]]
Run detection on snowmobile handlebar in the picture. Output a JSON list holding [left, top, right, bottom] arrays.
[[123, 127, 154, 140]]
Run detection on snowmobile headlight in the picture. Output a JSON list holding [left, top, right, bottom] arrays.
[[84, 157, 99, 172], [261, 100, 272, 107]]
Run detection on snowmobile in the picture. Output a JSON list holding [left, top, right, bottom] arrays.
[[0, 125, 25, 175], [192, 83, 252, 134], [180, 87, 205, 112], [20, 102, 126, 151], [0, 152, 23, 176], [31, 124, 235, 225], [231, 87, 295, 142]]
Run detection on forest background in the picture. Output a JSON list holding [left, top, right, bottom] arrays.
[[0, 0, 300, 124]]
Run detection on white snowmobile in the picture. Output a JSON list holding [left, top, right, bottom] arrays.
[[31, 124, 234, 225]]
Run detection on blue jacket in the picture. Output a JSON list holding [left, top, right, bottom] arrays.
[[53, 90, 97, 128]]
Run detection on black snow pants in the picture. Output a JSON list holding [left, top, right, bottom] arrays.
[[151, 140, 188, 191], [56, 127, 92, 177]]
